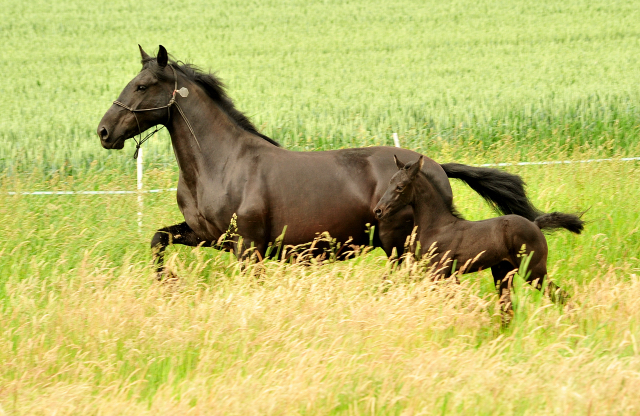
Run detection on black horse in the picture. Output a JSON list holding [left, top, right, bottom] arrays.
[[97, 45, 571, 276], [374, 156, 583, 318]]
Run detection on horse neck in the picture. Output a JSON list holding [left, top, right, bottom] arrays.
[[164, 80, 271, 181], [409, 173, 458, 230]]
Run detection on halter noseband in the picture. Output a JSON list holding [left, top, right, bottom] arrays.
[[113, 64, 199, 159]]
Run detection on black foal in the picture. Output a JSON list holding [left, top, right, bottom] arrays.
[[374, 156, 583, 318]]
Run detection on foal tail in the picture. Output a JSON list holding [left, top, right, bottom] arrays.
[[534, 212, 585, 234], [440, 163, 585, 234], [440, 163, 544, 221]]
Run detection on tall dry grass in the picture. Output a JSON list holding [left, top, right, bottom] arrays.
[[1, 147, 638, 414], [2, 250, 639, 415]]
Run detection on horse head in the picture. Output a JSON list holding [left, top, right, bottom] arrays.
[[97, 45, 178, 150]]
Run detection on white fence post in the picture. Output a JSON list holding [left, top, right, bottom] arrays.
[[137, 147, 143, 234], [392, 133, 400, 148]]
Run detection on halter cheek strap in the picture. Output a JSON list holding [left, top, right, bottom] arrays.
[[113, 64, 199, 159]]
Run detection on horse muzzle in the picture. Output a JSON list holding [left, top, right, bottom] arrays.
[[98, 125, 126, 150]]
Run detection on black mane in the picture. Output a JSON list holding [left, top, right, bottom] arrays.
[[142, 56, 280, 147]]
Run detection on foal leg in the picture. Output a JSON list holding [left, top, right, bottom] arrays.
[[526, 260, 570, 305], [545, 281, 570, 305], [491, 261, 516, 324], [150, 222, 211, 279]]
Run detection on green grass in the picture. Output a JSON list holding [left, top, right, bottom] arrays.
[[2, 143, 638, 287], [1, 0, 640, 174]]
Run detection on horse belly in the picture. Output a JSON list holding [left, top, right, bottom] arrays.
[[421, 224, 506, 273], [273, 209, 371, 246], [268, 187, 373, 246]]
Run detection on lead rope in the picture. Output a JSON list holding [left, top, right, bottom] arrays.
[[174, 101, 200, 150], [113, 64, 198, 159], [131, 125, 164, 159]]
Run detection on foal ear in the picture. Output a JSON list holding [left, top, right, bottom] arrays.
[[157, 45, 169, 67], [407, 156, 424, 179], [139, 45, 151, 62], [394, 155, 405, 170]]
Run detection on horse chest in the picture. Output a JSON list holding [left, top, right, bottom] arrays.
[[177, 185, 226, 242]]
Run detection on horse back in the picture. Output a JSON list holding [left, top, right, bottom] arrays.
[[417, 215, 547, 273]]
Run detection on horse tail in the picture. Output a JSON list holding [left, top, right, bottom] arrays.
[[533, 212, 585, 234], [440, 163, 544, 221]]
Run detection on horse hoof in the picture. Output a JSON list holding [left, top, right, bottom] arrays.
[[500, 311, 514, 328], [156, 269, 179, 282], [500, 302, 514, 328]]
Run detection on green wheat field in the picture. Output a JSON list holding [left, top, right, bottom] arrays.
[[1, 0, 640, 414]]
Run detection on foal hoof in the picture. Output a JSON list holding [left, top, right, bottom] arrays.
[[156, 269, 179, 283], [564, 300, 578, 312]]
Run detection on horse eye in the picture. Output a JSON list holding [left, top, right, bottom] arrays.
[[396, 185, 404, 192], [136, 85, 147, 91]]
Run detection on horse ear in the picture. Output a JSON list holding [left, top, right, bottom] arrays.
[[418, 155, 424, 170], [394, 155, 405, 170], [139, 45, 150, 61], [157, 45, 168, 67]]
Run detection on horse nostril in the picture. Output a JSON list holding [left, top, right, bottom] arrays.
[[98, 126, 109, 141], [374, 208, 382, 218]]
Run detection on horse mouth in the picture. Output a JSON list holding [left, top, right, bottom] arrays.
[[101, 137, 126, 150]]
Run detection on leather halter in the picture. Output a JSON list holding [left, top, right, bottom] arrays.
[[113, 64, 199, 159]]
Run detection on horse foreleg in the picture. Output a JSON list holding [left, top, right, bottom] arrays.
[[378, 207, 414, 261], [230, 236, 267, 264], [150, 222, 210, 279]]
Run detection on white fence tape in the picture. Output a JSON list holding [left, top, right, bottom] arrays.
[[5, 142, 640, 198], [6, 188, 177, 196], [479, 156, 640, 167]]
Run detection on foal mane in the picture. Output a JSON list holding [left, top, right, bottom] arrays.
[[416, 170, 464, 220], [142, 56, 280, 147]]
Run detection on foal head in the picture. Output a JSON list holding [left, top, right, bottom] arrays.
[[374, 155, 424, 220]]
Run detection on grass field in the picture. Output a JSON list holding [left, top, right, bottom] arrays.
[[2, 0, 640, 414]]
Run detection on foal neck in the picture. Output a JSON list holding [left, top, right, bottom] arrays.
[[410, 172, 459, 229]]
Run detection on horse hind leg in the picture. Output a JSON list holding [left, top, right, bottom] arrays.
[[151, 222, 211, 279], [491, 261, 517, 326]]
